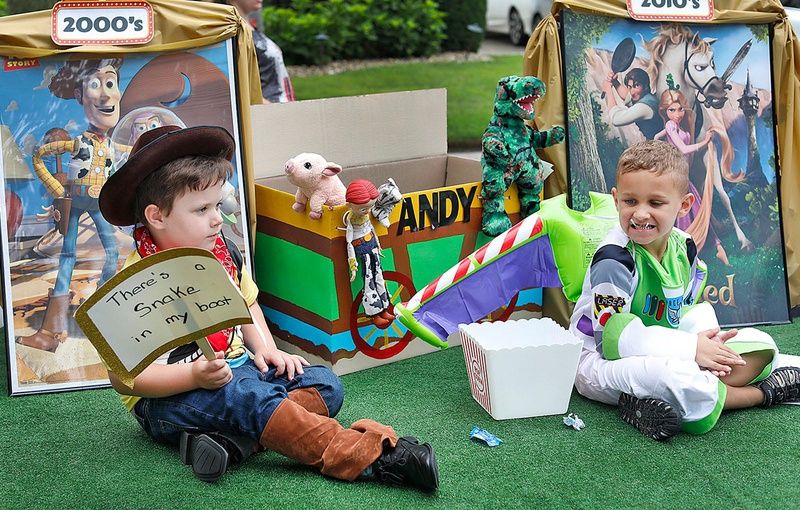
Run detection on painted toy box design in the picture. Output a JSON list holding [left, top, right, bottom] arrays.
[[251, 90, 542, 374]]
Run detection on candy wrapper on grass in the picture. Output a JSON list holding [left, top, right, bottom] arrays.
[[470, 426, 502, 447], [563, 413, 585, 431]]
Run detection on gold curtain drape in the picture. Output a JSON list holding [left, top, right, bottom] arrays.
[[525, 0, 800, 310], [0, 0, 263, 249]]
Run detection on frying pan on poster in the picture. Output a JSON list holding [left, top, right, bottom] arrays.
[[601, 37, 636, 99]]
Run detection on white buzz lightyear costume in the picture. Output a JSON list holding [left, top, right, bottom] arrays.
[[569, 225, 795, 434]]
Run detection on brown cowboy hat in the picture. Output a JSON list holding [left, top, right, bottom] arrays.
[[99, 125, 235, 226]]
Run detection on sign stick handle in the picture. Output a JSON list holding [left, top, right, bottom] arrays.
[[197, 337, 216, 360]]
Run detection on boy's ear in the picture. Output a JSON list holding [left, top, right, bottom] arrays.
[[677, 192, 695, 218], [611, 187, 619, 208], [143, 204, 165, 230]]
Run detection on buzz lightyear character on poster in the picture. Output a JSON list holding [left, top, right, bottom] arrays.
[[111, 106, 186, 168]]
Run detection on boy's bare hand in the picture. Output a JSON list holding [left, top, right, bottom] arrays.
[[192, 351, 232, 389], [253, 349, 310, 380], [711, 327, 738, 344], [695, 328, 745, 376]]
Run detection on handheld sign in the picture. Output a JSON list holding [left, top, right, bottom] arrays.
[[75, 248, 253, 388]]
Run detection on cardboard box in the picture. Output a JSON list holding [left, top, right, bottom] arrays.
[[459, 318, 581, 420], [250, 89, 542, 374]]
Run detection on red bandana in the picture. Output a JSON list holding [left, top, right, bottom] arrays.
[[134, 226, 237, 352]]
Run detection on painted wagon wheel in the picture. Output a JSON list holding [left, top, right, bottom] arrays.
[[478, 292, 519, 323], [350, 270, 417, 360]]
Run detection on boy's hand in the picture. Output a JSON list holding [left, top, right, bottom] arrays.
[[191, 351, 232, 390], [695, 328, 745, 376], [253, 349, 310, 380]]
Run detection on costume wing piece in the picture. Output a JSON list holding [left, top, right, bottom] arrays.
[[395, 193, 618, 348]]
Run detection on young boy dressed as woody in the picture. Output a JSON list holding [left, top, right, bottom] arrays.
[[97, 125, 439, 489], [569, 140, 800, 440]]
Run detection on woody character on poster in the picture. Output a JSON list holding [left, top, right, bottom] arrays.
[[0, 41, 250, 394], [561, 10, 790, 326]]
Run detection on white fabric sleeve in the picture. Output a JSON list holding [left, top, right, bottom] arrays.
[[602, 313, 698, 361], [345, 217, 355, 261], [609, 101, 654, 127]]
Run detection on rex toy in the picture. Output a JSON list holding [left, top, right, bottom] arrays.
[[480, 75, 565, 236]]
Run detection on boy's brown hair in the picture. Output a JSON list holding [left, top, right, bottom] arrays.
[[133, 155, 233, 225], [616, 140, 689, 194]]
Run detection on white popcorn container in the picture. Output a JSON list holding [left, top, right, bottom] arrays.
[[459, 318, 582, 420]]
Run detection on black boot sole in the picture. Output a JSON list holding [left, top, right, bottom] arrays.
[[759, 367, 800, 407], [179, 431, 229, 483], [618, 393, 681, 441]]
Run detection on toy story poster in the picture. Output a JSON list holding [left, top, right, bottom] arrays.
[[0, 40, 251, 395], [561, 10, 790, 326]]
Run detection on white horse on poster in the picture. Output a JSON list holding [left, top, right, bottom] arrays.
[[644, 25, 752, 251]]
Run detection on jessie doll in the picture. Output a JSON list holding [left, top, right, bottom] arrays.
[[344, 179, 394, 329]]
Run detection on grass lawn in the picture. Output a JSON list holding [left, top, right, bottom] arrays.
[[2, 319, 800, 509], [292, 55, 524, 147]]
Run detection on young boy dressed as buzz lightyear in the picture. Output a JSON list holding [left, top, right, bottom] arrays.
[[569, 140, 800, 440]]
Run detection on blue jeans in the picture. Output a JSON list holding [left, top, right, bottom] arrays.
[[53, 195, 118, 296], [132, 361, 344, 445]]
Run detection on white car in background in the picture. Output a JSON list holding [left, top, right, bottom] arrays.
[[786, 6, 800, 33], [486, 0, 553, 46]]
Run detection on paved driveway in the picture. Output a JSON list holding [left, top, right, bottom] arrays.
[[479, 34, 526, 56]]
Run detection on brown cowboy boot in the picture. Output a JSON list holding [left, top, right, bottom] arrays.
[[178, 388, 332, 483], [288, 387, 330, 416], [260, 398, 397, 481], [260, 399, 438, 490], [16, 290, 71, 352]]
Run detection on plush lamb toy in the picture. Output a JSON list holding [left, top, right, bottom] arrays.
[[284, 152, 346, 219]]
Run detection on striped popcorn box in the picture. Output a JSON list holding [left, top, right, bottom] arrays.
[[459, 318, 582, 420]]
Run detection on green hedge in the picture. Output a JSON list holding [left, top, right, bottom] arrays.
[[438, 0, 486, 52], [263, 0, 446, 65], [6, 0, 56, 14]]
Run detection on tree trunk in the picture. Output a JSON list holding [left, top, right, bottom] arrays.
[[574, 91, 606, 193]]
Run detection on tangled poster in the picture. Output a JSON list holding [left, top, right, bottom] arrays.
[[561, 10, 790, 326]]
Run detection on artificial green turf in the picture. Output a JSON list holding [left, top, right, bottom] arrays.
[[292, 55, 524, 147], [2, 319, 799, 509]]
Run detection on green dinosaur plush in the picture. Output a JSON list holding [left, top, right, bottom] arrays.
[[480, 75, 565, 236]]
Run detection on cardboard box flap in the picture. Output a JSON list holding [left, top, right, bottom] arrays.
[[250, 89, 448, 178], [257, 155, 450, 195]]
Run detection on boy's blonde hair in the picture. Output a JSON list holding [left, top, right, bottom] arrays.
[[616, 140, 689, 194], [134, 155, 233, 225]]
